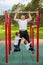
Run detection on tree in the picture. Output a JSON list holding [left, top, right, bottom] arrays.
[[24, 3, 32, 11], [11, 3, 26, 12], [31, 0, 40, 10], [25, 0, 40, 11], [11, 4, 18, 11], [39, 0, 43, 8]]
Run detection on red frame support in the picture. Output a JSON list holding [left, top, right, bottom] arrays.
[[36, 11, 40, 62], [30, 24, 33, 43], [7, 16, 11, 54], [5, 11, 8, 63], [5, 11, 11, 63], [30, 11, 40, 62], [31, 23, 34, 54], [30, 23, 34, 54]]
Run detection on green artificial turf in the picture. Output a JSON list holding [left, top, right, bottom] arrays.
[[0, 44, 43, 65]]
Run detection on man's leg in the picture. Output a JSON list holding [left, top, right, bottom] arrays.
[[23, 31, 30, 43], [19, 31, 24, 46], [29, 47, 34, 51], [19, 30, 31, 46], [23, 31, 32, 48]]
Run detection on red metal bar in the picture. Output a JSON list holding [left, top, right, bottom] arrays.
[[9, 19, 11, 52], [30, 24, 32, 42], [36, 25, 39, 62], [36, 11, 40, 62], [31, 23, 34, 54], [30, 24, 34, 54], [5, 11, 8, 63], [7, 16, 11, 54]]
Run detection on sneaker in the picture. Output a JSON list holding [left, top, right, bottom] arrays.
[[29, 47, 35, 52]]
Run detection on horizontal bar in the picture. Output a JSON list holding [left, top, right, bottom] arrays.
[[9, 11, 36, 14], [0, 11, 37, 15]]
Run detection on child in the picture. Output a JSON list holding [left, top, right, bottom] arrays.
[[23, 39, 35, 51], [12, 32, 21, 53]]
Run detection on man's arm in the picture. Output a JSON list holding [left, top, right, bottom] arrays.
[[14, 11, 19, 22], [27, 11, 32, 22]]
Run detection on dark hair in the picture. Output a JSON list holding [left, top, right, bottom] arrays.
[[24, 41, 27, 45], [15, 32, 19, 36]]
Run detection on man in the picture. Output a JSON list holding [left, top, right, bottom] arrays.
[[14, 11, 32, 47]]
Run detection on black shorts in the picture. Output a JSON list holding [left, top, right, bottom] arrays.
[[14, 45, 20, 52], [19, 30, 30, 43]]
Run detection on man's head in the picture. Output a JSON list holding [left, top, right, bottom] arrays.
[[21, 15, 25, 20]]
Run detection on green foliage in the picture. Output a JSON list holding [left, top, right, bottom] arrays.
[[11, 3, 26, 11], [0, 25, 43, 40], [11, 4, 19, 11], [0, 15, 4, 24], [31, 0, 40, 10]]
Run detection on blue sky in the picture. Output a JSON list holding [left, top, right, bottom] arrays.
[[0, 0, 32, 11]]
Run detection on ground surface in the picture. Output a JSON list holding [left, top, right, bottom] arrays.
[[0, 43, 43, 65], [0, 39, 43, 44]]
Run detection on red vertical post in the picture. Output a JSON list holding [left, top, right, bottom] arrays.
[[30, 24, 32, 42], [7, 14, 11, 54], [30, 23, 34, 54], [36, 11, 40, 62], [31, 23, 34, 54], [9, 18, 11, 53], [5, 11, 8, 63]]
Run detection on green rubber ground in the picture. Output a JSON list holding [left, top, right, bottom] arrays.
[[0, 44, 43, 65]]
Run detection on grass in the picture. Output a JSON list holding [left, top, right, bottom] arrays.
[[0, 25, 43, 40]]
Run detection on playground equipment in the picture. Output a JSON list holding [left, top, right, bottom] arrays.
[[4, 11, 40, 63]]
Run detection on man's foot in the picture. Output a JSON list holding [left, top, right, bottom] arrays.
[[29, 47, 35, 52], [32, 49, 35, 52]]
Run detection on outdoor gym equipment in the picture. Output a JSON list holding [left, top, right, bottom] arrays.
[[4, 10, 40, 63]]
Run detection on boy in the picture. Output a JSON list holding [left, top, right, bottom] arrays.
[[23, 38, 35, 51], [24, 40, 35, 51], [12, 32, 21, 52]]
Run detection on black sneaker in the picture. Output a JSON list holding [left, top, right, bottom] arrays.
[[29, 47, 35, 52]]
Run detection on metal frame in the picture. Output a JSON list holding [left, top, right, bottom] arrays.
[[4, 10, 40, 63], [0, 11, 37, 15], [8, 11, 37, 14]]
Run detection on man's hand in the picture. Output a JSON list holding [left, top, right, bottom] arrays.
[[28, 11, 30, 14], [14, 10, 19, 22], [27, 11, 32, 21], [15, 10, 19, 14]]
